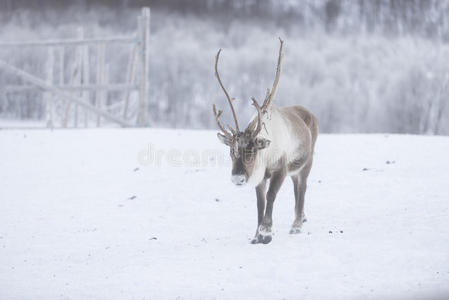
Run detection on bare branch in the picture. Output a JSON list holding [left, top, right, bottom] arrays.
[[215, 49, 240, 132]]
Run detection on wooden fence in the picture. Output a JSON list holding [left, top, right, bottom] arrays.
[[0, 7, 151, 128]]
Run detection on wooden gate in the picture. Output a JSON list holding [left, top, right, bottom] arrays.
[[0, 7, 151, 128]]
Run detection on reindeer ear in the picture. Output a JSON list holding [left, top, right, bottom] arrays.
[[217, 133, 231, 146], [255, 137, 271, 150]]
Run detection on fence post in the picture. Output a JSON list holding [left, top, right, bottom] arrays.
[[137, 7, 150, 126], [74, 27, 83, 128], [58, 46, 65, 127], [81, 28, 90, 128], [63, 33, 82, 128], [123, 44, 137, 120], [45, 47, 55, 128], [104, 63, 109, 112], [96, 44, 105, 127]]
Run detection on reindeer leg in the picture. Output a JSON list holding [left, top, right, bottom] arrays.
[[290, 159, 313, 234], [256, 168, 286, 244], [251, 179, 267, 244]]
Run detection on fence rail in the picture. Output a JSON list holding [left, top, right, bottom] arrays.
[[0, 7, 151, 128], [3, 84, 139, 92], [0, 37, 137, 47]]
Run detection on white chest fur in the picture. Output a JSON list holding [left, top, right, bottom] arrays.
[[246, 108, 301, 186]]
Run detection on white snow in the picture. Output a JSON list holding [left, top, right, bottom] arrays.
[[0, 129, 448, 299]]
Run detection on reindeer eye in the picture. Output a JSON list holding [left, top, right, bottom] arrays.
[[246, 142, 255, 152]]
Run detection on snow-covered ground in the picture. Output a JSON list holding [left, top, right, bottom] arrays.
[[0, 129, 448, 299]]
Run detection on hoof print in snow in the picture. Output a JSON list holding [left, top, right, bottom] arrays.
[[215, 198, 220, 202], [128, 195, 137, 200], [362, 168, 369, 171], [386, 160, 396, 165], [329, 230, 333, 234], [133, 167, 140, 172], [149, 237, 157, 240]]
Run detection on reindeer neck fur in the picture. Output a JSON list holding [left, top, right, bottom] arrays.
[[246, 104, 303, 186]]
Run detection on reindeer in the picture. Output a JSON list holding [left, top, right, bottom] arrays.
[[212, 38, 318, 244]]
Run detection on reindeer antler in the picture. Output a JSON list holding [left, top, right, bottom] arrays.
[[213, 39, 284, 139], [212, 104, 233, 140], [250, 97, 263, 138], [245, 39, 284, 138], [262, 37, 284, 111], [214, 49, 240, 132]]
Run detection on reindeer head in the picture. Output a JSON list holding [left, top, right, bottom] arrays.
[[213, 39, 284, 186], [215, 102, 271, 186]]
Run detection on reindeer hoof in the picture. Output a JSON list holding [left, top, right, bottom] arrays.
[[261, 235, 272, 244], [290, 216, 306, 234], [289, 227, 301, 234], [250, 225, 273, 244], [251, 234, 272, 244]]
